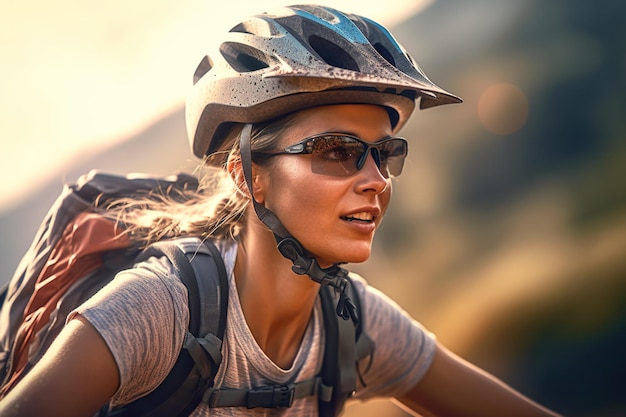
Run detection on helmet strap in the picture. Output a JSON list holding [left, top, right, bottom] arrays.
[[238, 123, 357, 323]]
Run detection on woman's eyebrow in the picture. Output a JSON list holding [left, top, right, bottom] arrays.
[[317, 131, 394, 142]]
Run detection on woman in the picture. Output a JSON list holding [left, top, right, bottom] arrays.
[[0, 5, 561, 417]]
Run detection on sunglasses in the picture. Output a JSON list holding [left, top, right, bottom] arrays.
[[258, 133, 408, 178]]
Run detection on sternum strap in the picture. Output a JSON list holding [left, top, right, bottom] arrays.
[[203, 377, 332, 409]]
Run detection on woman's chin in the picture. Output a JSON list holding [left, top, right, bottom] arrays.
[[315, 246, 372, 268]]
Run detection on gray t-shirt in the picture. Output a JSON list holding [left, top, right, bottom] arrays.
[[70, 240, 436, 416]]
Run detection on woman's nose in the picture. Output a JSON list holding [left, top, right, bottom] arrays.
[[356, 151, 388, 193]]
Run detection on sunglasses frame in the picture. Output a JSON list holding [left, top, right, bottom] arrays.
[[260, 133, 408, 178]]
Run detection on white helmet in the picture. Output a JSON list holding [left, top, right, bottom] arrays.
[[186, 4, 461, 161]]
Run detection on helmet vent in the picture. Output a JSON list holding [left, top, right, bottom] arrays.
[[373, 42, 396, 67], [308, 35, 359, 72], [220, 42, 270, 72], [229, 22, 253, 35], [193, 55, 213, 84]]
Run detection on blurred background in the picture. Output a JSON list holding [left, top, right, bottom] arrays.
[[1, 0, 625, 416]]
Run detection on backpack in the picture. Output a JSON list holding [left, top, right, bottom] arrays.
[[0, 170, 374, 416]]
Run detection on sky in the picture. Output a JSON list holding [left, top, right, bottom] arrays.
[[0, 0, 430, 212]]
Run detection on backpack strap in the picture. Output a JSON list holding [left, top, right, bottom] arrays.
[[318, 276, 374, 417], [107, 237, 228, 417], [349, 278, 375, 387]]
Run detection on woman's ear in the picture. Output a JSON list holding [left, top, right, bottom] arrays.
[[226, 154, 266, 204], [250, 167, 267, 205]]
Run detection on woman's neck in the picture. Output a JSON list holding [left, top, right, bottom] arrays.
[[234, 219, 320, 369]]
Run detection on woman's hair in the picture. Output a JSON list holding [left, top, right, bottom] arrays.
[[102, 112, 300, 246]]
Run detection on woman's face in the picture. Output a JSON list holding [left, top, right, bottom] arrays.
[[254, 104, 394, 267]]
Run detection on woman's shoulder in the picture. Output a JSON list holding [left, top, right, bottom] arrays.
[[347, 270, 368, 293], [347, 271, 405, 312], [116, 235, 235, 294], [97, 236, 237, 316], [76, 255, 183, 318], [109, 253, 188, 303], [347, 271, 384, 306], [96, 236, 236, 313]]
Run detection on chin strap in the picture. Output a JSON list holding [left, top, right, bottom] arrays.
[[276, 237, 357, 322], [239, 124, 358, 323]]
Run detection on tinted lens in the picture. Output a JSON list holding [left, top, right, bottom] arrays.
[[306, 135, 407, 178], [378, 139, 407, 177], [307, 136, 365, 176]]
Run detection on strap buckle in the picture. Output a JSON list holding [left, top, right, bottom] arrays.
[[247, 383, 296, 408]]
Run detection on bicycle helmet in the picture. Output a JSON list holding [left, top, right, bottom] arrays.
[[186, 4, 461, 161]]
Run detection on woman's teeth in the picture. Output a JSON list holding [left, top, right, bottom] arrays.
[[343, 212, 373, 222]]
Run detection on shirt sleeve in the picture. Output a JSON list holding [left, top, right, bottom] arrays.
[[67, 256, 189, 407], [351, 274, 437, 399]]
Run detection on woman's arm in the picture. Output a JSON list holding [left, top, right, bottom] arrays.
[[397, 343, 562, 417], [0, 316, 119, 417]]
